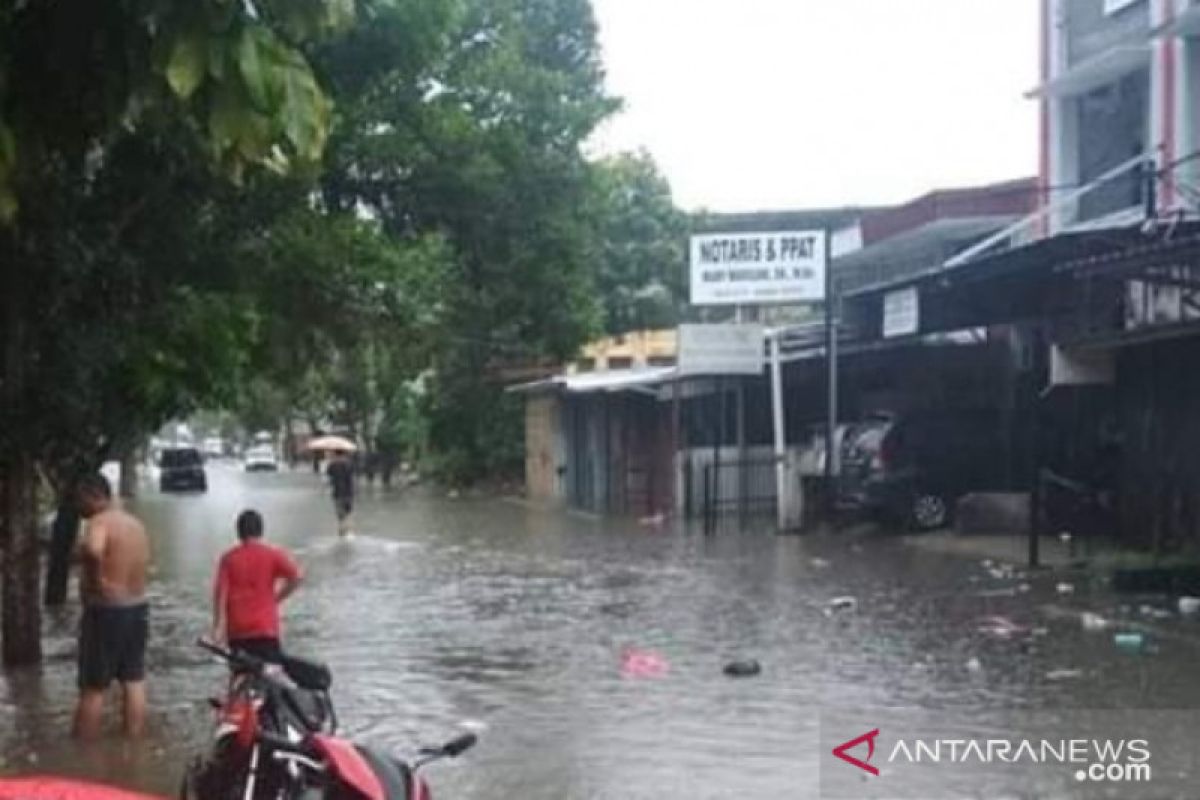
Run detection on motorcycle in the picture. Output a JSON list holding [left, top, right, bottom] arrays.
[[183, 640, 476, 800]]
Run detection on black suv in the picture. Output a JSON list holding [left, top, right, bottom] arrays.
[[159, 447, 208, 493], [839, 410, 1007, 530]]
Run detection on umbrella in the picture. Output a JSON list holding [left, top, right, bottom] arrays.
[[305, 435, 358, 453]]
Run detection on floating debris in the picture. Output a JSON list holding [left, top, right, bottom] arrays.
[[723, 659, 762, 678], [1081, 612, 1110, 632], [1113, 632, 1146, 653], [621, 647, 668, 679], [810, 557, 831, 569], [1055, 582, 1075, 596], [1179, 597, 1200, 615], [827, 596, 858, 613], [1139, 604, 1173, 620], [977, 615, 1031, 640], [966, 657, 983, 673], [1046, 668, 1084, 681]]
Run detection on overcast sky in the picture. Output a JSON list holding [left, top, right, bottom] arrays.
[[590, 0, 1039, 212]]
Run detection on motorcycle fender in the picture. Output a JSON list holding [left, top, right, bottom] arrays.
[[312, 736, 385, 800]]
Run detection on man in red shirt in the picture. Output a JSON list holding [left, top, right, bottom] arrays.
[[211, 510, 303, 662]]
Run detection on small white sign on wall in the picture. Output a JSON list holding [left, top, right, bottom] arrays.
[[882, 287, 920, 339]]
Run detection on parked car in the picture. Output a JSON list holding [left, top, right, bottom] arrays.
[[243, 445, 279, 472], [159, 447, 207, 493], [838, 410, 1007, 531], [797, 423, 855, 477], [202, 436, 225, 459]]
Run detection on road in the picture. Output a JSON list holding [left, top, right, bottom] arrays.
[[2, 464, 1199, 798]]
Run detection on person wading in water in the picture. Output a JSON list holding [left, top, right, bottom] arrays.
[[211, 510, 303, 663], [73, 474, 151, 739]]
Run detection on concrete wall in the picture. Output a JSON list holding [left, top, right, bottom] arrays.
[[1066, 0, 1149, 66], [524, 395, 564, 504]]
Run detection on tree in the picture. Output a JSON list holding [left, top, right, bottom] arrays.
[[592, 151, 688, 334], [316, 0, 619, 483], [0, 0, 353, 665]]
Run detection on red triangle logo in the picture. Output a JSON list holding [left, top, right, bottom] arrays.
[[832, 728, 881, 776]]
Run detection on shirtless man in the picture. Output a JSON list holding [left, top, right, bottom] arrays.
[[73, 473, 151, 739]]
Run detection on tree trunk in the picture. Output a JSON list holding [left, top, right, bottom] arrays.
[[44, 497, 80, 607], [1, 455, 43, 666], [119, 445, 138, 498], [1, 243, 44, 665], [284, 417, 296, 469]]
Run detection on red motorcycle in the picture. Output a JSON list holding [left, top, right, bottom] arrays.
[[184, 640, 476, 800]]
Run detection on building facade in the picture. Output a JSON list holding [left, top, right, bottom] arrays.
[[1038, 0, 1200, 231]]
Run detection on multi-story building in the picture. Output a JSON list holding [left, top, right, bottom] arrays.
[[1037, 0, 1200, 231]]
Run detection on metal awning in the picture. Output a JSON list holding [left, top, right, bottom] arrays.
[[842, 223, 1158, 302], [507, 366, 678, 395], [1025, 46, 1150, 99]]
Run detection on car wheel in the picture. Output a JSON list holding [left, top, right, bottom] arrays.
[[910, 492, 950, 531]]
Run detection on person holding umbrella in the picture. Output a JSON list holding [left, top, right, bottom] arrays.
[[308, 436, 357, 535]]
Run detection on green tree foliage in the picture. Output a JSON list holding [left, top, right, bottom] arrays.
[[591, 151, 688, 334], [0, 0, 354, 665], [315, 0, 619, 482]]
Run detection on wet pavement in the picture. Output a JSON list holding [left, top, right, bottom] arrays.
[[2, 464, 1200, 798]]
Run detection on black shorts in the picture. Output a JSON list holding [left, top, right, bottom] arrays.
[[333, 495, 353, 520], [229, 637, 283, 664], [78, 603, 148, 690]]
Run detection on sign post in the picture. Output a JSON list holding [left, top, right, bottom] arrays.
[[769, 331, 790, 530], [687, 229, 829, 533]]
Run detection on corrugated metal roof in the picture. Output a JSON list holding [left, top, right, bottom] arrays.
[[507, 367, 678, 395]]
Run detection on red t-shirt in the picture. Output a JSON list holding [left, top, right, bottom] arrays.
[[215, 541, 300, 640]]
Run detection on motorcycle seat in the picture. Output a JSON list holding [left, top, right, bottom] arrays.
[[278, 686, 330, 732], [281, 655, 332, 692]]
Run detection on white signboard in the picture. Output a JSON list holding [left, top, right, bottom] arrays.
[[677, 323, 765, 376], [690, 231, 826, 306], [883, 287, 919, 338]]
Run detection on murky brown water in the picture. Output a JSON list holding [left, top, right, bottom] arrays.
[[3, 465, 1200, 798]]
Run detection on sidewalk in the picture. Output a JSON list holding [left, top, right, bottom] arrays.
[[901, 530, 1079, 568]]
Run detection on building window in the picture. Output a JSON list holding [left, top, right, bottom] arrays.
[[1077, 69, 1149, 222], [608, 356, 633, 370]]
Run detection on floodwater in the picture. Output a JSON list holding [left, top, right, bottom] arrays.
[[2, 465, 1200, 798]]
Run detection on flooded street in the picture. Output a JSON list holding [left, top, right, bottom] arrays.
[[3, 465, 1200, 798]]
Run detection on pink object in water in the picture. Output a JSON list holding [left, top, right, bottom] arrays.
[[620, 647, 669, 678]]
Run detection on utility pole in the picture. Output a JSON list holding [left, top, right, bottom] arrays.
[[823, 228, 838, 514]]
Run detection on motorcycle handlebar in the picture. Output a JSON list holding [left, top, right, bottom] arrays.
[[442, 733, 477, 758], [416, 731, 479, 766], [196, 638, 265, 676]]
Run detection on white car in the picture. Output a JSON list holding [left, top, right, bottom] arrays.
[[244, 446, 279, 472]]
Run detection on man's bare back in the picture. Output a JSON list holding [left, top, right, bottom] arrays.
[[73, 474, 152, 739], [80, 507, 149, 604]]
